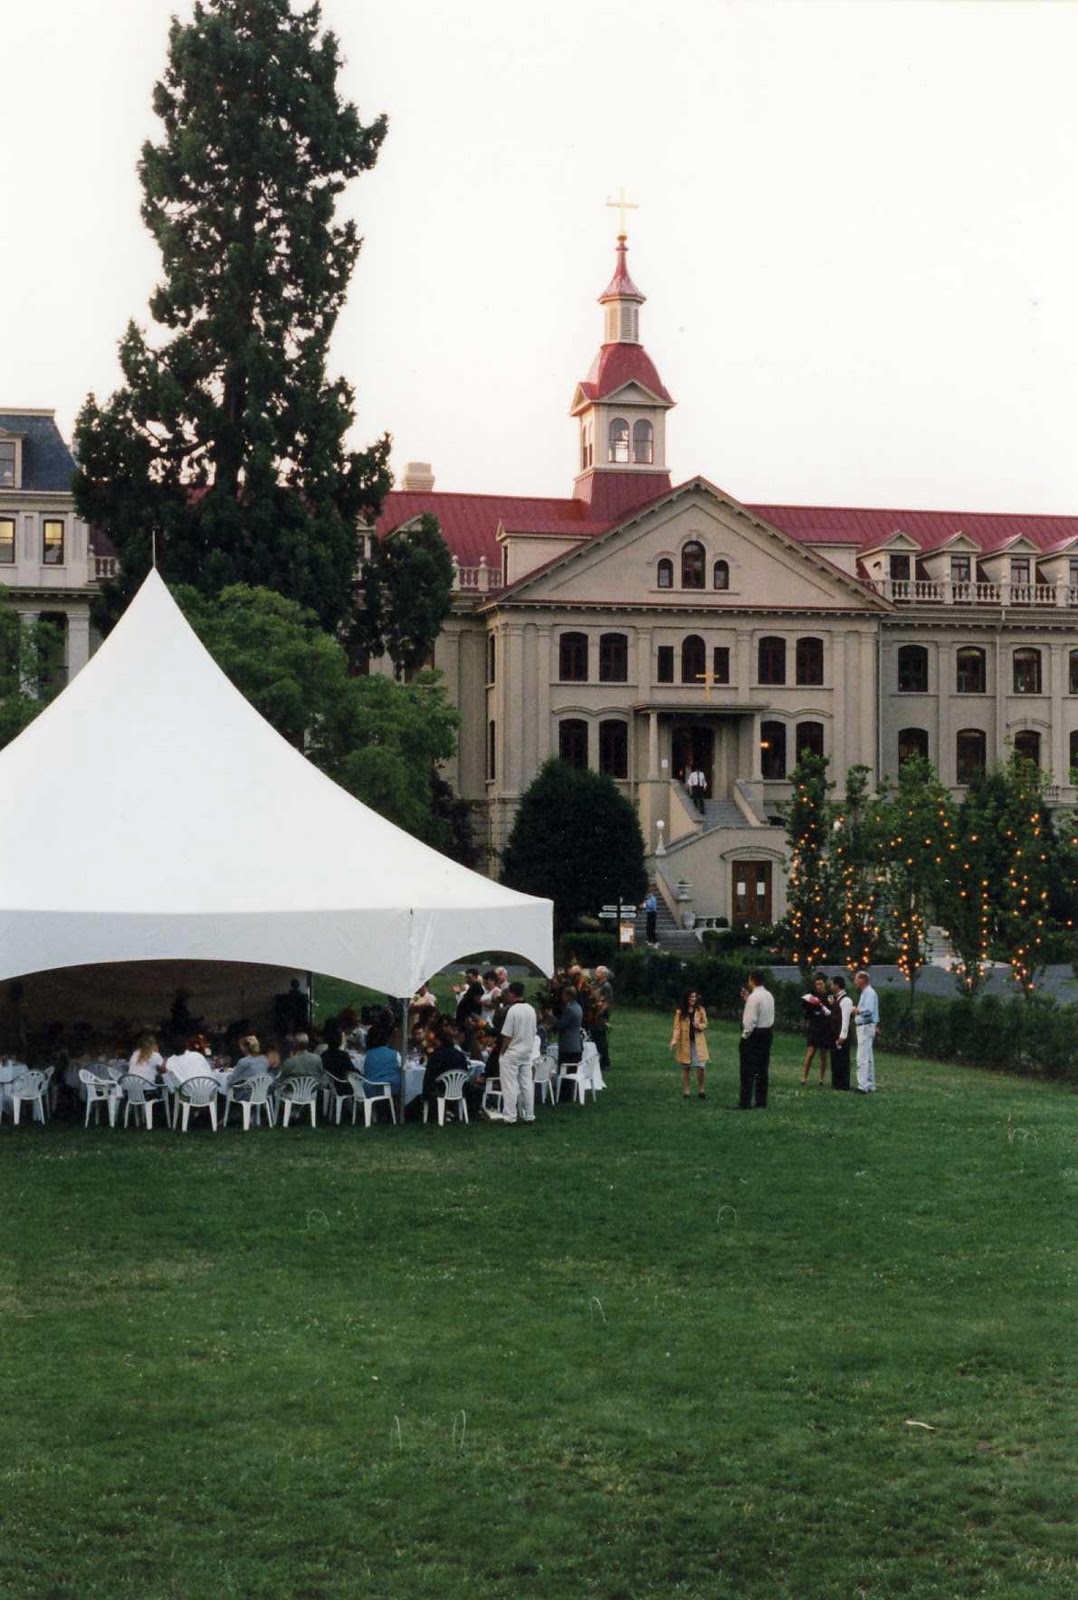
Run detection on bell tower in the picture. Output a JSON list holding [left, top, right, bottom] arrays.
[[570, 224, 675, 519]]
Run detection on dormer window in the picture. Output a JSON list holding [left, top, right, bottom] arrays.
[[632, 419, 653, 464], [1011, 557, 1031, 586], [0, 441, 16, 488], [889, 553, 911, 582], [608, 418, 630, 464], [951, 555, 971, 585], [681, 541, 705, 589]]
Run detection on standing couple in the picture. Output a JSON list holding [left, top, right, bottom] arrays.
[[669, 971, 775, 1108]]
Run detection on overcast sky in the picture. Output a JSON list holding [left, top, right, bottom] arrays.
[[5, 0, 1077, 514]]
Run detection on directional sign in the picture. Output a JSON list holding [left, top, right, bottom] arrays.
[[601, 904, 637, 915]]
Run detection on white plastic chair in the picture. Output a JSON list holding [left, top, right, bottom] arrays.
[[177, 1075, 220, 1132], [225, 1073, 276, 1130], [423, 1069, 470, 1126], [556, 1055, 593, 1106], [480, 1073, 503, 1118], [10, 1071, 49, 1126], [120, 1073, 165, 1130], [161, 1070, 180, 1129], [79, 1068, 120, 1127], [279, 1074, 319, 1128], [321, 1075, 355, 1125], [347, 1072, 396, 1127], [534, 1052, 558, 1108]]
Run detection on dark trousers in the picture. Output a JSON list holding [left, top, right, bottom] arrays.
[[739, 1028, 773, 1108], [590, 1020, 610, 1074], [831, 1039, 851, 1091], [645, 912, 657, 944]]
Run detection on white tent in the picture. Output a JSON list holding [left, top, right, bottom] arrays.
[[0, 570, 553, 998]]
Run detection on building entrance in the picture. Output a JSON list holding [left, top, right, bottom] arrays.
[[671, 725, 714, 793], [732, 861, 773, 927]]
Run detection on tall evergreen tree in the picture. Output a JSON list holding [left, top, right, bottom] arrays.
[[878, 758, 955, 1003], [500, 759, 647, 933], [350, 514, 456, 677], [831, 764, 886, 971], [994, 752, 1053, 996], [74, 0, 390, 631]]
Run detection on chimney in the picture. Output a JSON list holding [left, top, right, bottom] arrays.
[[401, 461, 435, 492]]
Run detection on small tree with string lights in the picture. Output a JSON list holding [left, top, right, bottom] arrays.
[[937, 776, 996, 997], [831, 764, 887, 971], [877, 757, 955, 1004], [782, 752, 836, 978], [994, 750, 1054, 997]]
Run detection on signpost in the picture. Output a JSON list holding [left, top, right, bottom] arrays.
[[598, 900, 637, 945]]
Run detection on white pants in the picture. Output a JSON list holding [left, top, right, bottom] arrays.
[[856, 1024, 876, 1092], [499, 1052, 534, 1123]]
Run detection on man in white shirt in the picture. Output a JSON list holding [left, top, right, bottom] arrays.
[[686, 767, 707, 814], [854, 971, 880, 1093], [495, 982, 537, 1125], [738, 970, 775, 1109], [165, 1039, 213, 1085], [829, 975, 855, 1090]]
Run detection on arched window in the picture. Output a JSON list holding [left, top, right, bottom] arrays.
[[1013, 730, 1041, 767], [632, 419, 654, 464], [487, 720, 496, 782], [486, 634, 496, 685], [713, 559, 729, 591], [657, 557, 673, 589], [681, 541, 705, 589], [956, 729, 987, 785], [608, 417, 630, 464], [795, 721, 824, 760], [559, 719, 588, 770], [599, 632, 628, 683], [1013, 648, 1042, 695], [795, 637, 824, 687], [761, 721, 787, 780], [897, 644, 928, 694], [956, 647, 986, 695], [559, 632, 588, 682], [898, 728, 929, 766], [598, 720, 628, 779], [1069, 648, 1078, 694], [758, 636, 786, 686], [681, 634, 706, 685]]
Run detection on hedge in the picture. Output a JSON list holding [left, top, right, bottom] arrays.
[[611, 947, 1077, 1082], [556, 931, 619, 967]]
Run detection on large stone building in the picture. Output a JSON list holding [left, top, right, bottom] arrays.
[[372, 235, 1078, 929], [0, 409, 107, 677]]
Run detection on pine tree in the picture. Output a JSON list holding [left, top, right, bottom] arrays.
[[783, 752, 835, 976], [938, 779, 995, 996], [350, 513, 456, 677], [995, 751, 1053, 996], [74, 0, 390, 632], [500, 759, 647, 933], [878, 758, 955, 1002]]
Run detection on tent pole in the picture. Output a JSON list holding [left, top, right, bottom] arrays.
[[397, 995, 409, 1127]]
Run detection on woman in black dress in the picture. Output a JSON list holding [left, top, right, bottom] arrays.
[[799, 973, 833, 1086]]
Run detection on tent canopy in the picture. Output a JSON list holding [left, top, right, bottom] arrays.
[[0, 571, 553, 996]]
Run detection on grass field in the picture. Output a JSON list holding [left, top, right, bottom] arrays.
[[1, 1013, 1074, 1600]]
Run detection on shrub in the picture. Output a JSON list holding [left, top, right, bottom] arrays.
[[556, 931, 619, 967]]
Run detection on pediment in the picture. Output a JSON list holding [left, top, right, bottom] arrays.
[[492, 478, 889, 613]]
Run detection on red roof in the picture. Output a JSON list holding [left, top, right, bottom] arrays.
[[374, 491, 598, 568], [750, 504, 1078, 556], [573, 342, 675, 409], [598, 237, 645, 304]]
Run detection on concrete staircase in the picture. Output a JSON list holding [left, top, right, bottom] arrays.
[[697, 796, 747, 830], [634, 895, 700, 955]]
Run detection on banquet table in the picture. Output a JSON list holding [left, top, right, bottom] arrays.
[[0, 1061, 29, 1116]]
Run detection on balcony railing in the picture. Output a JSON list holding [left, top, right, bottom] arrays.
[[870, 577, 1074, 609]]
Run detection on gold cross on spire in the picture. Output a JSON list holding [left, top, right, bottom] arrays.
[[606, 187, 638, 236]]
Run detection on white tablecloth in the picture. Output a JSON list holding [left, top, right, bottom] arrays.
[[546, 1041, 605, 1092]]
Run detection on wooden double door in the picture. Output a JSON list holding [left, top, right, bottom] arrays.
[[732, 861, 773, 927]]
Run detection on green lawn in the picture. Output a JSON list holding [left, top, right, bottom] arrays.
[[1, 1015, 1073, 1599]]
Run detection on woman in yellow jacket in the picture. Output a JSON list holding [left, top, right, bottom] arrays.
[[670, 988, 709, 1099]]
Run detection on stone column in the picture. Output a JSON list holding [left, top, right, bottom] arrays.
[[67, 609, 92, 679], [1049, 641, 1066, 785], [648, 710, 659, 779], [536, 625, 552, 764], [831, 631, 848, 775], [504, 625, 525, 794]]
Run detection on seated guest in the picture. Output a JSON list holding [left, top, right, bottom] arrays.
[[320, 1023, 355, 1098], [278, 1033, 324, 1085], [226, 1034, 270, 1096], [550, 987, 583, 1068], [264, 1040, 282, 1074], [411, 982, 437, 1018], [454, 969, 484, 1030], [128, 1032, 163, 1083], [166, 1037, 214, 1084], [361, 1036, 402, 1098], [421, 1023, 470, 1112]]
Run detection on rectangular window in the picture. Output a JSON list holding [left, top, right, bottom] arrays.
[[0, 517, 14, 564], [1010, 558, 1030, 586], [656, 645, 674, 685], [487, 721, 496, 783], [712, 646, 730, 685], [0, 442, 15, 487], [889, 553, 911, 581], [951, 556, 971, 585], [598, 720, 628, 779], [42, 519, 65, 565]]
